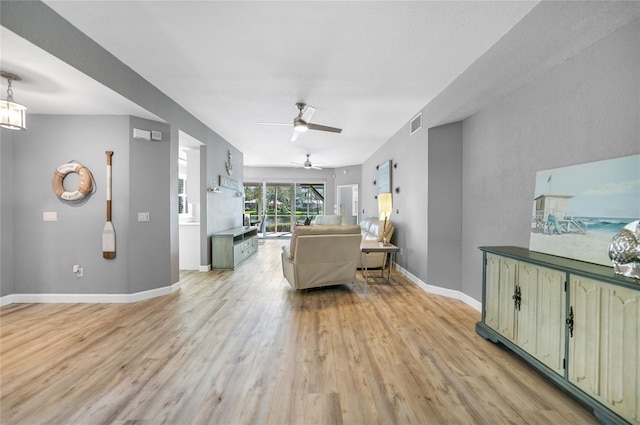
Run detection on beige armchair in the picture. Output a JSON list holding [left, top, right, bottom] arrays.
[[281, 225, 362, 290]]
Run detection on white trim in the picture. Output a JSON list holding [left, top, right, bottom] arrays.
[[459, 292, 482, 312], [393, 263, 482, 313], [0, 281, 181, 306], [0, 294, 15, 307], [199, 264, 211, 272], [1, 266, 483, 313]]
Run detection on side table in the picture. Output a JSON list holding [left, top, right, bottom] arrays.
[[360, 240, 400, 286]]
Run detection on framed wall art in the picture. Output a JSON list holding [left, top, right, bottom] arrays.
[[377, 160, 391, 194], [529, 154, 640, 266]]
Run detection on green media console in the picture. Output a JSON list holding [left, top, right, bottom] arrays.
[[211, 226, 258, 269]]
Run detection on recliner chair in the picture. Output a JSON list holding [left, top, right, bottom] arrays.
[[281, 225, 362, 290]]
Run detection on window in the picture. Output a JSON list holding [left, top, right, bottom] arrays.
[[243, 183, 261, 225], [178, 177, 189, 216]]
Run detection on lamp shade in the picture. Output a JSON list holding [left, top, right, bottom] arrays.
[[378, 192, 392, 219], [0, 99, 27, 130]]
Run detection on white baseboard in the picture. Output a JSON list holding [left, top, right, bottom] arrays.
[[393, 263, 482, 312], [1, 265, 482, 312], [0, 294, 14, 307], [199, 264, 211, 272], [0, 281, 181, 306], [459, 292, 482, 312]]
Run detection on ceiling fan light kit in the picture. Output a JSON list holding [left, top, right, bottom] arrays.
[[258, 102, 342, 143], [293, 117, 308, 132], [291, 154, 323, 170]]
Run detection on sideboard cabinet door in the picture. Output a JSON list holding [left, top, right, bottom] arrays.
[[484, 253, 501, 333], [484, 253, 518, 342], [569, 275, 640, 424], [518, 263, 566, 376]]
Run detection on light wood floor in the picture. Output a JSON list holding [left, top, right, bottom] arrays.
[[1, 240, 598, 425]]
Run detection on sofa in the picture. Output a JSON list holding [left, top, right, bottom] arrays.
[[281, 225, 362, 290], [357, 217, 395, 269]]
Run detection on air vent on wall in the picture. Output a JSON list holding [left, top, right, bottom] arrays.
[[410, 112, 422, 135], [133, 128, 151, 140]]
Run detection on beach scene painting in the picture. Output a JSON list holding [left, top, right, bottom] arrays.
[[530, 154, 640, 267]]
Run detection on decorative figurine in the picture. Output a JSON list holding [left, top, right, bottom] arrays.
[[608, 220, 640, 280], [225, 150, 234, 175]]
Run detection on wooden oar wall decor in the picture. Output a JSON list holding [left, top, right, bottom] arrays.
[[103, 151, 116, 259]]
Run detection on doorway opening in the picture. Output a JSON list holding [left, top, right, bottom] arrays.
[[337, 184, 358, 225]]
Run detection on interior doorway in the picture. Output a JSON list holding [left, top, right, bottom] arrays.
[[178, 131, 204, 270], [337, 184, 358, 225]]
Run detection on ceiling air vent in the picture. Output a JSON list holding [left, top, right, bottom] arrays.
[[410, 112, 422, 135]]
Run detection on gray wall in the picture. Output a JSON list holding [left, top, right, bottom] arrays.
[[2, 115, 173, 295], [460, 18, 640, 301], [334, 165, 362, 190], [360, 15, 639, 303], [9, 116, 130, 294], [0, 131, 15, 297], [129, 116, 172, 293], [360, 116, 428, 279], [427, 122, 462, 290]]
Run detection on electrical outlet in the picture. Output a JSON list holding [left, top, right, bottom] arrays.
[[138, 212, 150, 222]]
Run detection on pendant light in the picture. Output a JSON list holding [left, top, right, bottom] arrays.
[[1, 71, 27, 131]]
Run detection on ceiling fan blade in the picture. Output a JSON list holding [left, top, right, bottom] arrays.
[[291, 131, 299, 142], [256, 122, 290, 126], [307, 123, 342, 133], [311, 165, 323, 170], [300, 105, 316, 122]]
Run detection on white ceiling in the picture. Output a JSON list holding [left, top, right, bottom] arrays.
[[0, 27, 163, 122], [6, 1, 542, 167]]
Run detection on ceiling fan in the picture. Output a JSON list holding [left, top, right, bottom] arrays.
[[258, 103, 342, 142], [291, 154, 324, 170]]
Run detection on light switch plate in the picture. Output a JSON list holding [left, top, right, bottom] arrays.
[[138, 212, 150, 222], [43, 212, 57, 222]]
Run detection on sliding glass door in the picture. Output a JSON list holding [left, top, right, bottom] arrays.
[[295, 184, 325, 223], [244, 181, 325, 236], [266, 184, 292, 234], [243, 183, 261, 226]]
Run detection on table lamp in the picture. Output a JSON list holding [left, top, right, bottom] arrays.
[[378, 192, 392, 246]]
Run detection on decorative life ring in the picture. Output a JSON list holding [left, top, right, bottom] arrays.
[[52, 162, 94, 201]]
